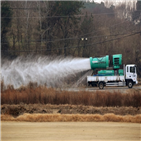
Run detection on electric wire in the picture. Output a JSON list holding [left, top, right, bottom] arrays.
[[2, 7, 140, 53], [2, 31, 140, 52]]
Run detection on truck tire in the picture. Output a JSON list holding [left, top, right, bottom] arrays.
[[92, 83, 95, 87], [99, 82, 104, 89], [128, 81, 133, 88]]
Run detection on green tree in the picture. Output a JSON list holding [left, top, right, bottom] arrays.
[[1, 2, 12, 57], [41, 1, 84, 56]]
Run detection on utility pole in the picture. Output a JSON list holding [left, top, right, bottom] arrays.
[[81, 37, 87, 57]]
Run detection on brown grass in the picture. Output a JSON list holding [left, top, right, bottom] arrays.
[[1, 83, 141, 107], [1, 113, 141, 123], [1, 81, 4, 91]]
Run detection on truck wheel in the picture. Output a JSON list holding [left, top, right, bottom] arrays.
[[128, 81, 133, 88], [99, 82, 104, 89], [92, 83, 95, 87]]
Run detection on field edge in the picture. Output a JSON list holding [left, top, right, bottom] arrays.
[[1, 113, 141, 123]]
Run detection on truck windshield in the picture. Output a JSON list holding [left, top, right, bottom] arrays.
[[130, 67, 135, 73]]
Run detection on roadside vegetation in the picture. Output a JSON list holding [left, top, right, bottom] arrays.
[[1, 83, 141, 107], [1, 113, 141, 123]]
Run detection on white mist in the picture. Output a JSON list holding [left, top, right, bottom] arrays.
[[1, 56, 91, 89]]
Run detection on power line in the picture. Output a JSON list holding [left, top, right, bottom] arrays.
[[1, 12, 116, 19], [48, 31, 141, 51], [3, 31, 138, 44], [3, 13, 139, 44], [76, 12, 141, 37], [2, 11, 140, 41], [2, 6, 140, 51], [2, 10, 140, 48], [2, 31, 140, 52], [3, 24, 139, 43]]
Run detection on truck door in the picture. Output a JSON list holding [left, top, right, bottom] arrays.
[[126, 65, 137, 84]]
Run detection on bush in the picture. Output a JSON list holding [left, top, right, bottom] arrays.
[[1, 84, 141, 107]]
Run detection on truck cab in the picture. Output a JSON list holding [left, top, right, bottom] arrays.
[[125, 64, 138, 88]]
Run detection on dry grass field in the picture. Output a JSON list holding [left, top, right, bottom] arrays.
[[1, 83, 141, 123], [1, 122, 140, 141], [1, 84, 141, 141]]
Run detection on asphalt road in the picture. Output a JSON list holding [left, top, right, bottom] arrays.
[[1, 122, 140, 141], [64, 86, 141, 93]]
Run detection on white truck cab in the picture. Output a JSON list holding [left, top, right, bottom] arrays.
[[125, 64, 138, 88]]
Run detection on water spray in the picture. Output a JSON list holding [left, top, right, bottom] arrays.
[[1, 56, 91, 89]]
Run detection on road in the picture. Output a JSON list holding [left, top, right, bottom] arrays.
[[1, 122, 141, 141], [64, 86, 141, 93]]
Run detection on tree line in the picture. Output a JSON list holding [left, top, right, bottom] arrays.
[[1, 1, 141, 76]]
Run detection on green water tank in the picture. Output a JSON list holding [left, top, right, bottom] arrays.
[[98, 70, 114, 76], [118, 69, 124, 76], [90, 55, 109, 70]]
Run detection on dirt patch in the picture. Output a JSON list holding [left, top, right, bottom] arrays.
[[1, 104, 141, 117]]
